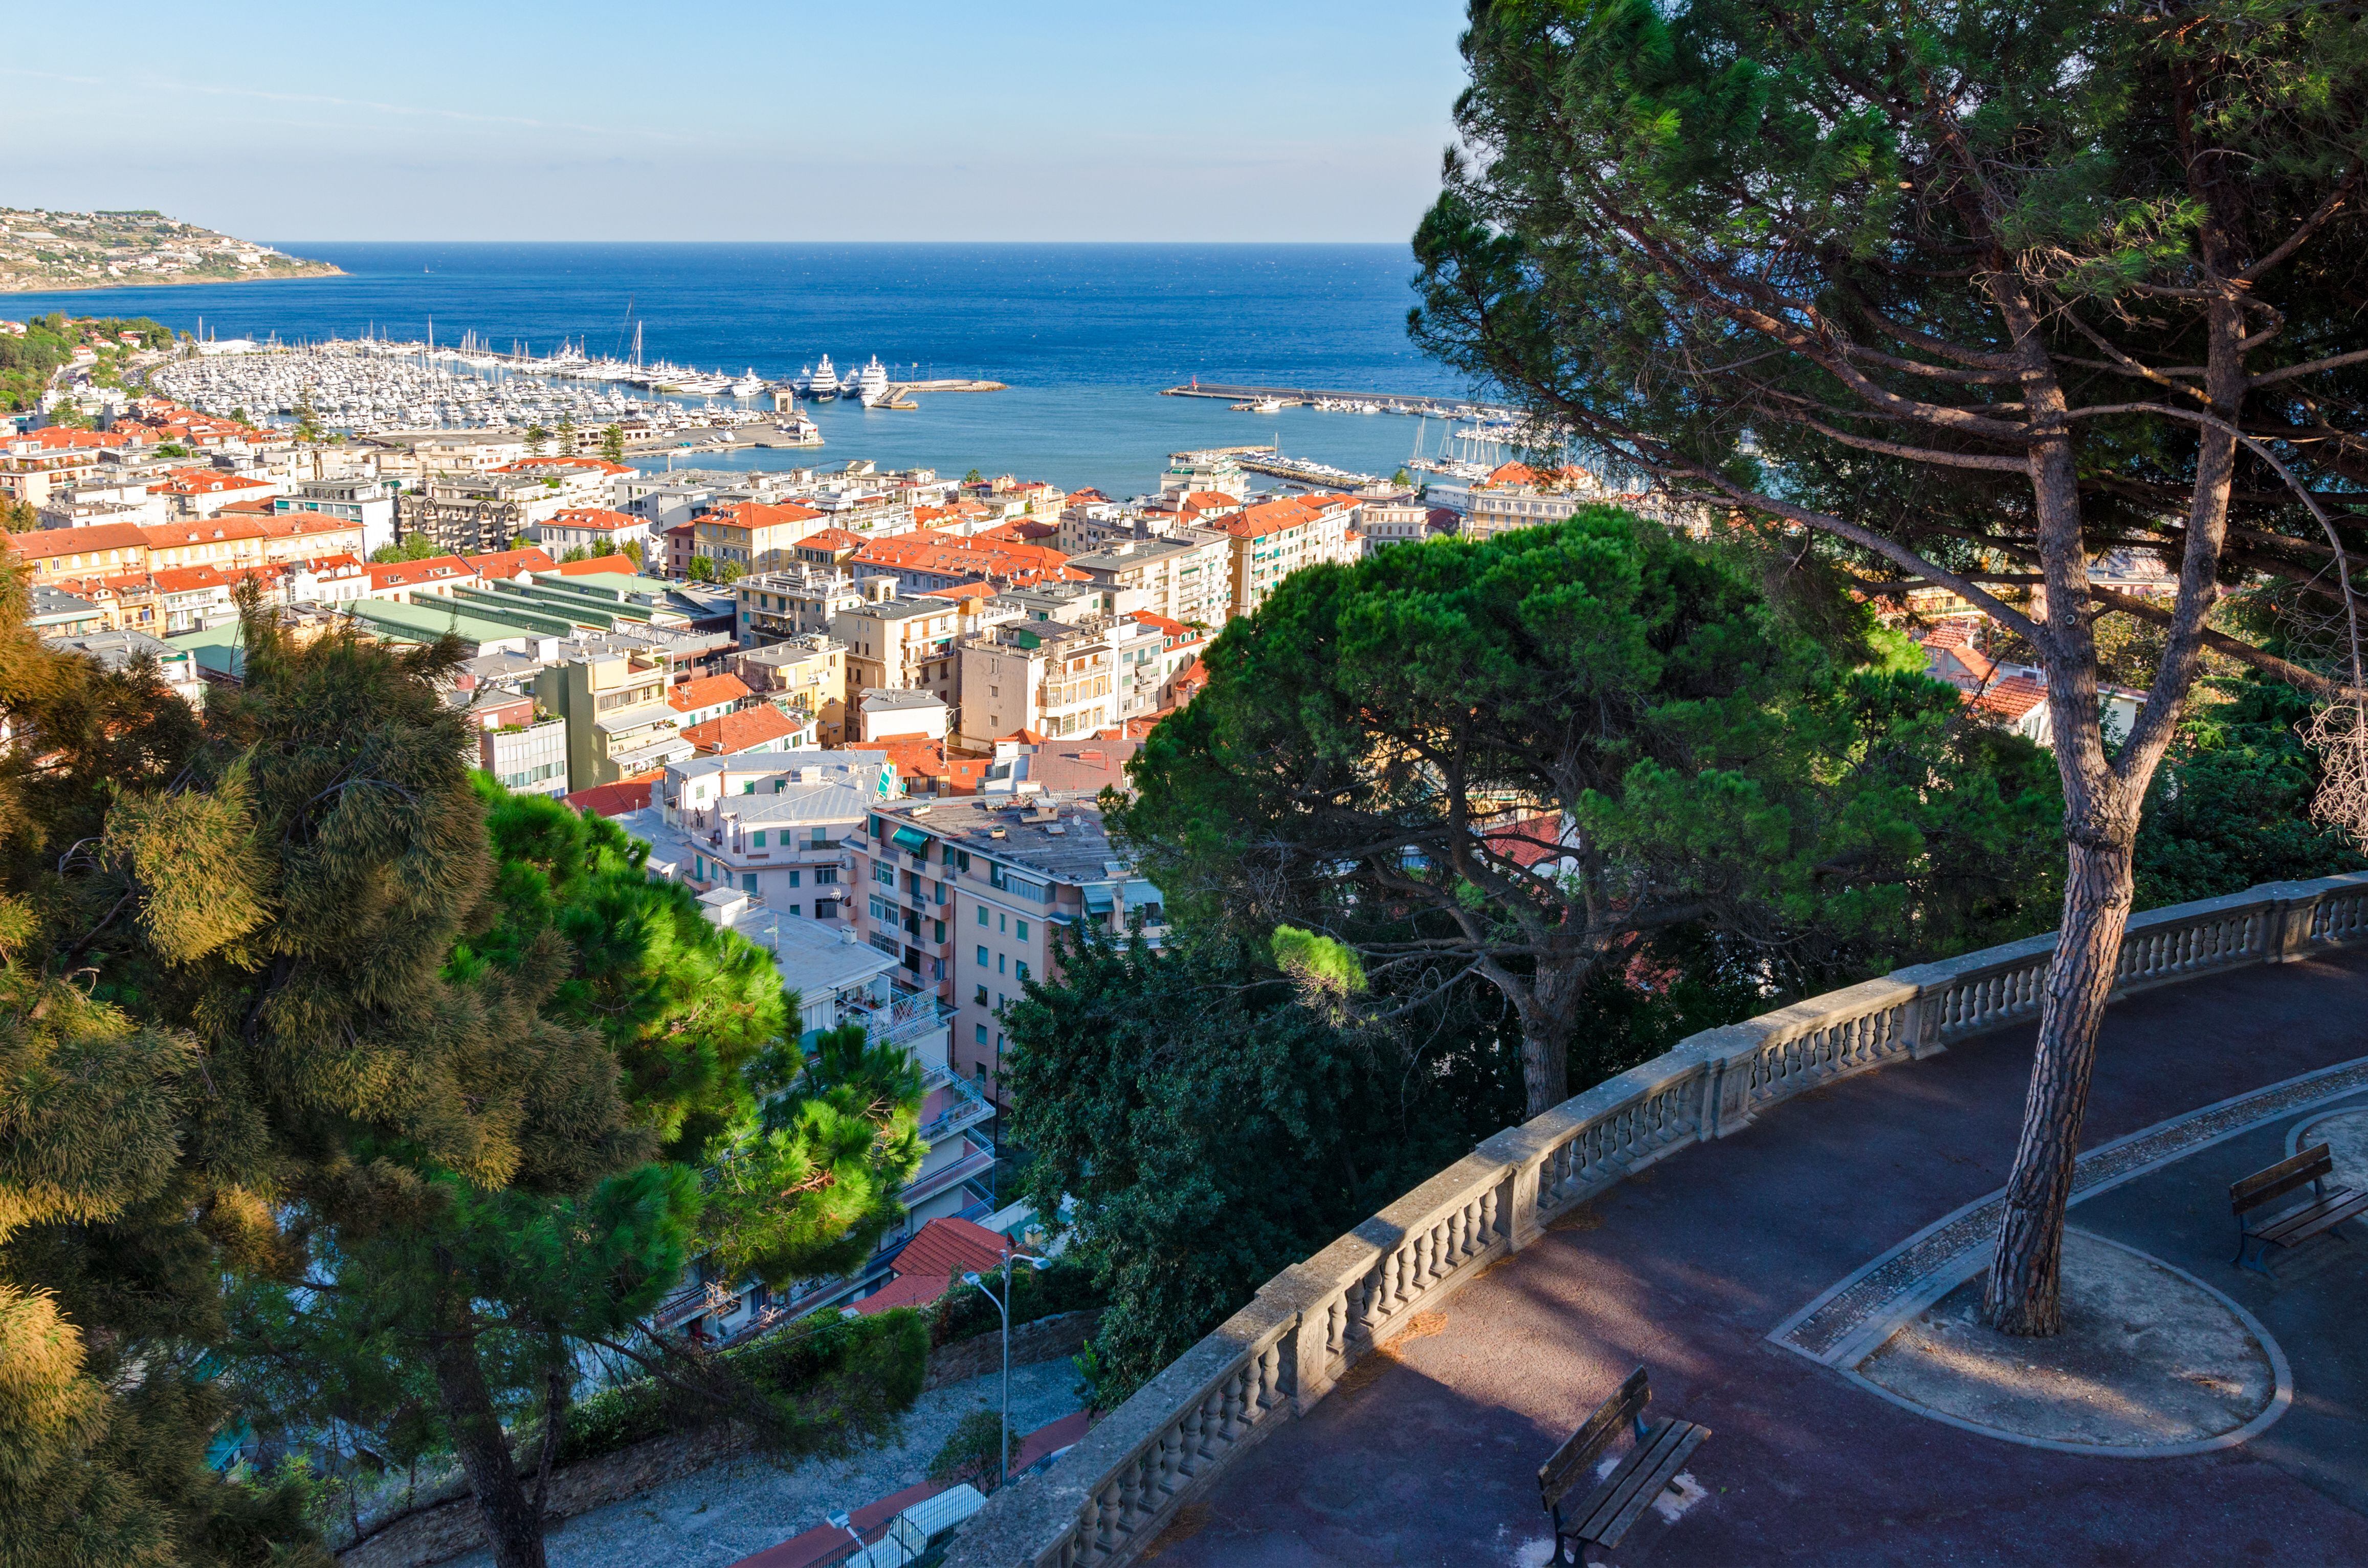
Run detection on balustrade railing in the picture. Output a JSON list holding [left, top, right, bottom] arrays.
[[942, 872, 2368, 1568]]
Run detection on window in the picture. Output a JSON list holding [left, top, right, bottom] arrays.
[[785, 869, 801, 887], [742, 874, 757, 892], [784, 903, 801, 917], [743, 781, 756, 794], [999, 912, 1007, 933], [975, 985, 988, 1006], [816, 898, 837, 919], [1015, 920, 1029, 942], [976, 1023, 988, 1045], [873, 895, 896, 922], [976, 906, 987, 927], [976, 945, 989, 967], [753, 830, 767, 848], [874, 863, 896, 887], [813, 867, 837, 885], [997, 953, 1006, 974], [1016, 961, 1030, 983], [933, 920, 945, 944]]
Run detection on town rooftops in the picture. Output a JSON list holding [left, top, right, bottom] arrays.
[[668, 749, 894, 796], [549, 553, 641, 577]]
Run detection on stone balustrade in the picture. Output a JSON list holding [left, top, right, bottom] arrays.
[[942, 873, 2368, 1568]]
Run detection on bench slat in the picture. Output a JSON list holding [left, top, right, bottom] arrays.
[[1582, 1421, 1709, 1549], [1570, 1419, 1693, 1540], [2255, 1187, 2368, 1246], [1539, 1367, 1651, 1510], [2232, 1145, 2335, 1215]]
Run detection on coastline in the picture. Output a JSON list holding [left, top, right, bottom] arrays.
[[0, 265, 346, 297]]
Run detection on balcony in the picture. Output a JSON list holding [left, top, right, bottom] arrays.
[[917, 1064, 993, 1145], [837, 978, 956, 1050], [901, 1132, 996, 1209]]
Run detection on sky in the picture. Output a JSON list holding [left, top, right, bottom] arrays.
[[0, 2, 1472, 243]]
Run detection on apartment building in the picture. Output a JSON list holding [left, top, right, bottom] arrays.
[[955, 618, 1127, 744], [1460, 462, 1607, 542], [627, 751, 902, 921], [1204, 492, 1362, 618], [530, 506, 651, 557], [399, 472, 558, 555], [153, 467, 283, 519], [3, 512, 367, 585], [274, 476, 400, 557], [832, 585, 1020, 710], [1064, 529, 1231, 629], [693, 500, 829, 574], [40, 627, 209, 710], [534, 646, 691, 792], [1158, 450, 1252, 500], [491, 456, 632, 507], [852, 795, 1164, 1106], [735, 565, 872, 643], [466, 688, 569, 798], [1358, 496, 1437, 550], [728, 634, 850, 744]]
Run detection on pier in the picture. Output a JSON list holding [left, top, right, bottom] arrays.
[[1161, 380, 1510, 418]]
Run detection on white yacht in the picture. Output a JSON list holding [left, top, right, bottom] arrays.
[[852, 356, 891, 407], [730, 367, 764, 398], [805, 354, 839, 400]]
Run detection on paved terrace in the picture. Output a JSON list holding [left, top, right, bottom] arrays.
[[944, 878, 2368, 1568], [1159, 947, 2368, 1567]]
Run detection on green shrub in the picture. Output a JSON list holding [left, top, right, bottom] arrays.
[[927, 1256, 1101, 1349], [556, 1307, 928, 1467]]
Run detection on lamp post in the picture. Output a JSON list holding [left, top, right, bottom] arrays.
[[826, 1510, 864, 1561], [963, 1246, 1050, 1489]]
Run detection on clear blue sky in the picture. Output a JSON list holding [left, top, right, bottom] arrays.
[[1, 2, 1471, 242]]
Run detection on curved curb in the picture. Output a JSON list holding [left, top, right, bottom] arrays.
[[1834, 1229, 2294, 1460], [1768, 1061, 2368, 1366]]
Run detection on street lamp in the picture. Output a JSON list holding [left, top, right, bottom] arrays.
[[827, 1511, 864, 1561], [963, 1246, 1051, 1489]]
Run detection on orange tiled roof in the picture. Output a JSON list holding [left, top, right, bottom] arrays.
[[4, 523, 151, 561], [552, 553, 638, 577], [680, 704, 802, 755], [367, 555, 477, 590], [1969, 675, 2047, 722], [462, 547, 558, 579], [853, 532, 1076, 587], [546, 507, 642, 532], [668, 672, 753, 713]]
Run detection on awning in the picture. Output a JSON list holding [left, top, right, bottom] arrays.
[[1122, 880, 1165, 907], [1083, 886, 1115, 913], [890, 825, 931, 853]]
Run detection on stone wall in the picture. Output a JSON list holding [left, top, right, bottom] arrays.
[[338, 1311, 1101, 1567], [925, 1310, 1100, 1392]]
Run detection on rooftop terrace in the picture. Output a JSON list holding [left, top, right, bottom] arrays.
[[945, 875, 2368, 1567]]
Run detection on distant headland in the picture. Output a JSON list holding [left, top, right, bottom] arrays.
[[0, 207, 341, 294]]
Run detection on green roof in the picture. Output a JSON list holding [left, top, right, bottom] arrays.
[[346, 596, 540, 651]]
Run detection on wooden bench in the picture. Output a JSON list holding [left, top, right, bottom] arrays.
[[2232, 1142, 2367, 1274], [1537, 1367, 1709, 1565]]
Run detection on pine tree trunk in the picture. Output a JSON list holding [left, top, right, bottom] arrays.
[[430, 1301, 547, 1568], [1517, 960, 1584, 1118], [1981, 827, 2136, 1335]]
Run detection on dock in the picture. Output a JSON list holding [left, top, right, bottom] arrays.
[[1161, 382, 1508, 418]]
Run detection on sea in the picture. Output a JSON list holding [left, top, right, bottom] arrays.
[[5, 243, 1482, 499]]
